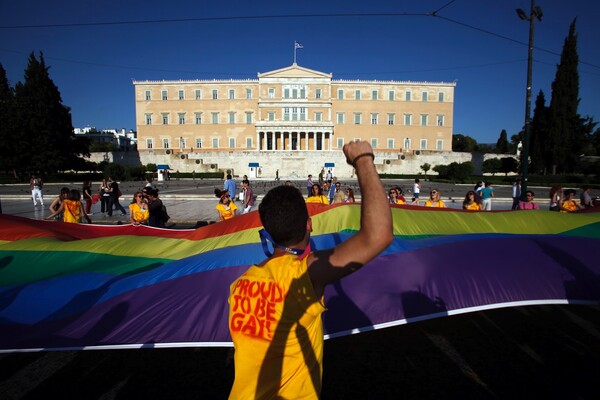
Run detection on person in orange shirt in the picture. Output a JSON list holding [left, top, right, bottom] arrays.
[[228, 141, 393, 399], [46, 189, 92, 224]]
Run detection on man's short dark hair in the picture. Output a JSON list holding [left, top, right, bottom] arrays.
[[259, 185, 308, 246], [227, 174, 232, 180]]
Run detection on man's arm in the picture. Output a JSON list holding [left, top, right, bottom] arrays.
[[308, 141, 393, 298]]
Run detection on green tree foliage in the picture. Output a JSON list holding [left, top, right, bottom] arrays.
[[529, 90, 551, 174], [482, 158, 502, 176], [0, 63, 16, 176], [433, 162, 473, 182], [104, 163, 127, 181], [452, 134, 478, 152], [420, 163, 431, 177], [145, 163, 157, 172], [7, 52, 87, 176], [500, 157, 519, 176], [495, 130, 510, 153]]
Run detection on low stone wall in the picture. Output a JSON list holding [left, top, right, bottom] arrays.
[[86, 150, 515, 179]]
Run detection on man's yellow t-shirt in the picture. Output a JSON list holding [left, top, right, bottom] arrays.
[[228, 254, 325, 399]]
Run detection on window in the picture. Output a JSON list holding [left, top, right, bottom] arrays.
[[420, 139, 427, 150], [388, 90, 395, 101], [211, 112, 219, 124], [291, 107, 298, 121], [404, 114, 412, 126], [405, 90, 411, 101], [245, 112, 252, 123], [162, 90, 168, 100], [284, 108, 290, 121], [178, 90, 184, 100], [292, 88, 298, 99], [268, 88, 275, 98], [246, 88, 252, 99], [162, 113, 169, 125], [422, 91, 428, 102], [438, 92, 444, 102], [229, 138, 235, 149], [300, 87, 306, 99], [163, 138, 169, 149], [421, 114, 428, 126], [284, 88, 290, 99], [146, 138, 153, 149], [371, 90, 378, 100], [195, 89, 201, 100], [228, 89, 235, 100], [387, 113, 395, 125], [354, 113, 362, 125], [404, 138, 411, 150], [283, 85, 306, 99], [299, 108, 306, 121], [267, 112, 275, 121], [316, 88, 321, 99], [371, 113, 378, 125], [437, 114, 445, 126], [178, 113, 185, 125], [436, 139, 443, 150], [355, 89, 361, 100], [145, 113, 152, 125], [315, 112, 322, 122], [212, 138, 219, 148], [337, 112, 345, 124], [337, 138, 344, 148], [371, 138, 378, 149], [195, 112, 202, 125], [387, 139, 394, 149], [145, 90, 151, 101], [179, 137, 186, 149], [195, 138, 202, 148], [229, 112, 236, 124], [246, 137, 252, 148], [212, 89, 218, 100], [337, 89, 344, 99]]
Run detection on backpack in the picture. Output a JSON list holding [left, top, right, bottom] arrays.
[[161, 204, 170, 223]]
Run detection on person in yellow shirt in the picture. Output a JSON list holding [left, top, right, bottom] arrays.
[[462, 191, 482, 211], [129, 191, 150, 225], [424, 189, 447, 208], [560, 189, 582, 213], [46, 189, 92, 224], [215, 188, 238, 221], [305, 183, 330, 204], [228, 141, 393, 399]]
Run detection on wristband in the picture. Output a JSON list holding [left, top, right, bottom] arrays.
[[349, 152, 375, 167]]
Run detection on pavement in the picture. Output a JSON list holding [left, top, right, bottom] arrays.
[[0, 178, 546, 227]]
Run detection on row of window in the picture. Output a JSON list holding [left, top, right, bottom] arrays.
[[146, 136, 444, 151], [144, 87, 445, 102], [144, 110, 445, 127]]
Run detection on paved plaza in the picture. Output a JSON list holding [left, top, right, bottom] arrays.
[[0, 178, 544, 228]]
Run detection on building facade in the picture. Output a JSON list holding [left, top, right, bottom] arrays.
[[133, 64, 455, 157]]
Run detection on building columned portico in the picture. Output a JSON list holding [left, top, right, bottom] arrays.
[[256, 124, 334, 151]]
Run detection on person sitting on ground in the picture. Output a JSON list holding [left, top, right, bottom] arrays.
[[306, 183, 330, 204], [48, 187, 70, 221], [518, 190, 540, 210], [395, 187, 406, 203], [227, 141, 393, 399], [580, 186, 594, 209], [462, 190, 482, 211], [215, 188, 238, 221], [332, 181, 346, 204], [549, 185, 563, 212], [46, 189, 92, 224], [129, 191, 150, 225], [425, 189, 447, 208], [560, 189, 582, 213]]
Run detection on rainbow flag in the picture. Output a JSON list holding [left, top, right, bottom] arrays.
[[1, 205, 599, 352]]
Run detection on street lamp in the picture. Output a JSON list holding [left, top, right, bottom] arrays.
[[516, 0, 542, 198]]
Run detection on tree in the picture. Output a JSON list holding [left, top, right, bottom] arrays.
[[452, 134, 478, 152], [432, 162, 473, 182], [529, 90, 551, 174], [546, 19, 588, 174], [500, 157, 519, 176], [0, 63, 16, 176], [495, 130, 510, 153], [11, 52, 86, 175], [420, 163, 431, 178], [482, 158, 501, 176]]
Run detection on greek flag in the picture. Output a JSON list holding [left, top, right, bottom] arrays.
[[294, 41, 303, 49]]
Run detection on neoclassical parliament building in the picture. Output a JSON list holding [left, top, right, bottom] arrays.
[[133, 64, 456, 176]]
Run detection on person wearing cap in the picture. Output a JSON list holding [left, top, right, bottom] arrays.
[[227, 140, 393, 399], [215, 188, 237, 221]]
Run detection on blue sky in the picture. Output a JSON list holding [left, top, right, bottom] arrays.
[[1, 0, 599, 144]]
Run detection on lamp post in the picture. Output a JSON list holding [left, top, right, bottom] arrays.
[[516, 0, 542, 198]]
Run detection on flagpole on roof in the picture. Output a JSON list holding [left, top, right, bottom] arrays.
[[293, 41, 303, 64]]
